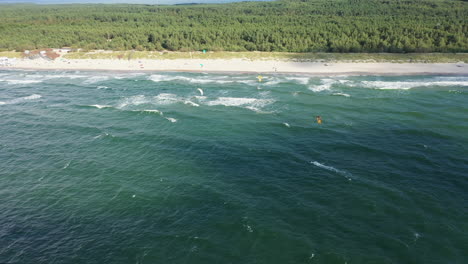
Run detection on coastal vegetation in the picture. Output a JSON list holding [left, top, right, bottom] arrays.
[[2, 51, 467, 63], [0, 0, 467, 53]]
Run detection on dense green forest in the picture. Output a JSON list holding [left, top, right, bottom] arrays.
[[0, 0, 467, 53]]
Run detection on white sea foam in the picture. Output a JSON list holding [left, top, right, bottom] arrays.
[[84, 76, 110, 84], [94, 132, 113, 139], [5, 80, 43, 85], [263, 78, 281, 86], [286, 77, 310, 85], [118, 95, 148, 108], [153, 93, 180, 105], [1, 94, 42, 105], [165, 117, 177, 123], [311, 161, 352, 180], [141, 109, 163, 115], [42, 74, 87, 80], [148, 74, 179, 82], [361, 80, 468, 90], [97, 85, 109, 89], [118, 93, 198, 109], [149, 74, 256, 85], [205, 97, 274, 112], [89, 104, 112, 109], [309, 79, 337, 92], [114, 73, 145, 79], [332, 92, 351, 97], [283, 122, 290, 128], [184, 100, 200, 107]]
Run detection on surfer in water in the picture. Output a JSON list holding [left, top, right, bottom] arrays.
[[316, 116, 322, 124]]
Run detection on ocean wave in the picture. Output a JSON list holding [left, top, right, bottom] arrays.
[[184, 100, 200, 107], [41, 74, 87, 80], [5, 80, 43, 85], [114, 73, 145, 79], [148, 74, 257, 85], [118, 93, 193, 108], [154, 93, 181, 105], [165, 117, 177, 123], [0, 94, 42, 105], [285, 76, 310, 85], [118, 95, 151, 108], [332, 92, 351, 97], [361, 80, 468, 90], [140, 109, 163, 115], [205, 97, 274, 112], [311, 161, 352, 180], [89, 104, 112, 109], [93, 132, 114, 139], [308, 79, 341, 92], [83, 76, 110, 84]]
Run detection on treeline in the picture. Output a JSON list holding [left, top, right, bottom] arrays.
[[0, 0, 467, 53]]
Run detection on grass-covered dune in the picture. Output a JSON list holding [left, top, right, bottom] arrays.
[[0, 0, 467, 53]]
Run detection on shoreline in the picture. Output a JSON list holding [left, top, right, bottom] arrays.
[[2, 58, 467, 76]]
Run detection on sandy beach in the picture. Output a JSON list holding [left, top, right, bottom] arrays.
[[3, 58, 468, 75]]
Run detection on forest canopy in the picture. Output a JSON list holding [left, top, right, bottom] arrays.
[[0, 0, 467, 53]]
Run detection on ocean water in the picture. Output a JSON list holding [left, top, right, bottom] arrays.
[[0, 70, 467, 264]]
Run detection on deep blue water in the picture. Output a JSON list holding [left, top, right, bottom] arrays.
[[0, 70, 467, 263]]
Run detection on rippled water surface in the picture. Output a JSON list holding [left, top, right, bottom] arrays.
[[1, 70, 467, 263]]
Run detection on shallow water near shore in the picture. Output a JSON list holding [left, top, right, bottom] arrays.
[[1, 70, 467, 263]]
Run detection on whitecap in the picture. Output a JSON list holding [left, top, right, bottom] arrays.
[[311, 161, 352, 180], [148, 74, 178, 82], [148, 74, 257, 86], [165, 117, 177, 123], [89, 104, 112, 109], [283, 122, 290, 128], [1, 94, 42, 105], [285, 76, 310, 85], [309, 79, 337, 92], [5, 80, 42, 85], [184, 100, 200, 107], [84, 76, 109, 84], [140, 109, 163, 115], [94, 132, 113, 139], [41, 74, 87, 80], [97, 85, 109, 89], [206, 97, 272, 107], [332, 92, 351, 97], [153, 93, 180, 105], [361, 80, 468, 90], [114, 73, 145, 79], [118, 95, 148, 108]]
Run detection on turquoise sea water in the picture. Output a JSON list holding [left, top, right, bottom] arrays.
[[1, 70, 467, 263]]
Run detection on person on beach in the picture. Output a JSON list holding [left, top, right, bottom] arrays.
[[316, 116, 322, 124]]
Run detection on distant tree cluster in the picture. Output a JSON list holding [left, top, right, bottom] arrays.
[[0, 0, 466, 53]]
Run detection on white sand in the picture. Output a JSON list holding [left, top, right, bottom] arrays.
[[4, 58, 468, 75]]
